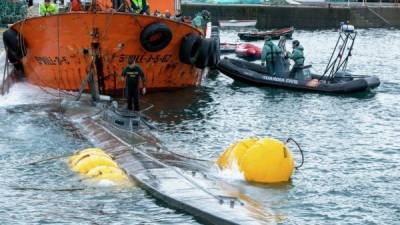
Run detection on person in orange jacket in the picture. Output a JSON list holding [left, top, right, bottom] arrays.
[[70, 0, 81, 11], [96, 0, 113, 11]]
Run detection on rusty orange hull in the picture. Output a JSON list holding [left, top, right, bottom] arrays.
[[11, 12, 203, 95]]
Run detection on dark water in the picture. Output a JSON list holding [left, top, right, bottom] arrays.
[[1, 29, 399, 224]]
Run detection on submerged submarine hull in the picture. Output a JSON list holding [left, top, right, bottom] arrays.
[[62, 100, 276, 225]]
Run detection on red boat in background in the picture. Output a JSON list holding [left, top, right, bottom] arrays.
[[220, 42, 237, 54], [235, 43, 261, 61]]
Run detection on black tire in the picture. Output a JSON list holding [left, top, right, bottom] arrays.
[[211, 26, 219, 34], [207, 38, 220, 68], [211, 31, 219, 38], [140, 23, 172, 52], [195, 39, 212, 69], [179, 34, 202, 65], [2, 28, 26, 64]]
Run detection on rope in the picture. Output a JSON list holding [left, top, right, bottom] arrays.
[[57, 14, 62, 114], [10, 186, 85, 192], [286, 137, 304, 169], [1, 51, 9, 95], [101, 9, 115, 41], [95, 121, 223, 203], [24, 153, 72, 166]]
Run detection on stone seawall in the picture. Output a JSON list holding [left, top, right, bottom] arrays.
[[182, 4, 400, 29]]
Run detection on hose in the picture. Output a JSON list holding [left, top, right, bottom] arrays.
[[286, 137, 304, 169]]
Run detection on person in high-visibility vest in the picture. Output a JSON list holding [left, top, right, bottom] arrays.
[[39, 0, 58, 16], [130, 0, 149, 15]]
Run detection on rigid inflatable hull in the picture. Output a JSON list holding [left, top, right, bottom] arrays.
[[217, 58, 380, 94], [10, 12, 203, 94]]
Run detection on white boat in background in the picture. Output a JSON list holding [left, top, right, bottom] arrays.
[[218, 20, 257, 28]]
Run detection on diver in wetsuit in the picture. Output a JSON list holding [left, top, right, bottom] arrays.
[[121, 57, 147, 111]]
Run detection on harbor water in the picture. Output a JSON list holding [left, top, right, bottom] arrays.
[[1, 28, 399, 224]]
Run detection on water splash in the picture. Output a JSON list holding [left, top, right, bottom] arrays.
[[216, 159, 246, 181], [0, 82, 56, 107]]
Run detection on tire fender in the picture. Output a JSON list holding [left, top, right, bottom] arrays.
[[2, 28, 26, 64], [179, 34, 202, 65], [140, 23, 173, 52], [194, 39, 212, 69]]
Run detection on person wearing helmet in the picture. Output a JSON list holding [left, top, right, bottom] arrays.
[[192, 10, 210, 33], [287, 40, 305, 78], [261, 36, 282, 75], [121, 57, 147, 111]]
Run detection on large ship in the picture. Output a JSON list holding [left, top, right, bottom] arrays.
[[2, 0, 219, 96]]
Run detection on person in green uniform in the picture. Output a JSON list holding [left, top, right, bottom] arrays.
[[287, 40, 305, 78], [261, 36, 282, 75], [39, 0, 58, 16], [192, 10, 210, 33], [121, 57, 147, 111]]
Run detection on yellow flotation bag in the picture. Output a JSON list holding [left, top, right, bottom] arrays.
[[68, 148, 132, 186], [240, 138, 294, 183], [217, 137, 258, 170], [69, 148, 112, 167], [217, 137, 295, 184], [72, 154, 118, 174], [87, 166, 128, 181]]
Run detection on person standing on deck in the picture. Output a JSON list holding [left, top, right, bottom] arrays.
[[192, 10, 210, 33], [121, 57, 147, 111], [261, 36, 282, 75], [39, 0, 58, 16], [172, 9, 184, 22], [130, 0, 150, 15], [70, 0, 82, 11], [95, 0, 114, 11]]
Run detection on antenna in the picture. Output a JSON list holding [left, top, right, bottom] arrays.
[[320, 22, 357, 82]]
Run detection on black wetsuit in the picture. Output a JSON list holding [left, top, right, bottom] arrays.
[[122, 65, 145, 111]]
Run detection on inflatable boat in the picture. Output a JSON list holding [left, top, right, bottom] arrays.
[[238, 27, 294, 41], [217, 58, 380, 94], [220, 42, 238, 54], [235, 43, 261, 60]]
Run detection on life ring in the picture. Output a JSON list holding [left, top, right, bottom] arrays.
[[140, 23, 172, 52], [179, 34, 202, 65], [2, 28, 26, 64], [194, 39, 212, 69]]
